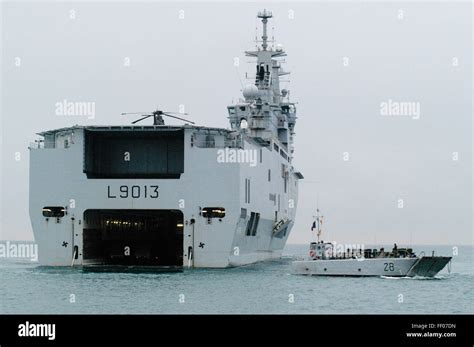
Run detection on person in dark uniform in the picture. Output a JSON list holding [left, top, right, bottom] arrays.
[[392, 243, 398, 257]]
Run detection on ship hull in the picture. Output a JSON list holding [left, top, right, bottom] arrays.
[[292, 256, 451, 277], [29, 126, 301, 268]]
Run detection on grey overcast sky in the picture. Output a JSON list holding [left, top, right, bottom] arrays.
[[1, 1, 472, 245]]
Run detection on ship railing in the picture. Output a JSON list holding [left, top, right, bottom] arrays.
[[328, 250, 367, 260], [327, 249, 416, 260], [191, 132, 243, 149], [193, 139, 216, 148], [29, 141, 45, 149], [224, 137, 244, 148], [193, 139, 242, 149]]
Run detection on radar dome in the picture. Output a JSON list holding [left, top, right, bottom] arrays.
[[276, 44, 284, 52], [242, 84, 259, 99]]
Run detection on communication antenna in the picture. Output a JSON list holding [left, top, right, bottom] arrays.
[[257, 9, 273, 51], [235, 64, 244, 90], [313, 208, 325, 242], [255, 20, 258, 49], [272, 25, 275, 50]]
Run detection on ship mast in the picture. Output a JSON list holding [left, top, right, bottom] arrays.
[[227, 9, 298, 159], [313, 208, 324, 242], [258, 9, 272, 51]]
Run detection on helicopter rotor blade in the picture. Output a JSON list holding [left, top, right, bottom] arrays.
[[162, 113, 195, 124], [132, 114, 153, 124], [162, 111, 189, 115], [122, 110, 193, 124]]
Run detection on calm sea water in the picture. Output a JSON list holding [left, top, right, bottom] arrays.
[[0, 245, 472, 314]]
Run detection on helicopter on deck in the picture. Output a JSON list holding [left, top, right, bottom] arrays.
[[121, 109, 195, 126]]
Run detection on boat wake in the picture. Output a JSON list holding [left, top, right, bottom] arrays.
[[380, 275, 448, 280]]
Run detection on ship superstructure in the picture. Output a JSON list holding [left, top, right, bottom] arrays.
[[29, 10, 303, 268]]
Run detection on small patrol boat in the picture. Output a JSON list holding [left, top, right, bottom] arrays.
[[292, 210, 452, 277]]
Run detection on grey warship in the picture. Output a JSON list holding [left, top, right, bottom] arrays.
[[29, 9, 303, 268]]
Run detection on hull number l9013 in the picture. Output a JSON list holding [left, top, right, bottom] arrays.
[[107, 185, 159, 199]]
